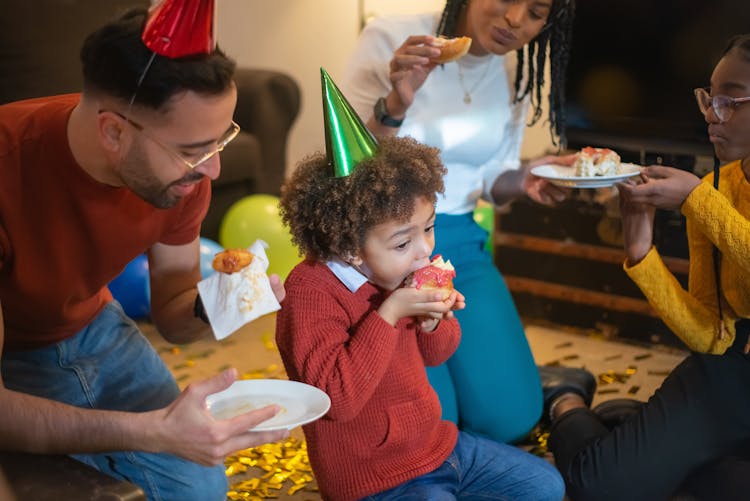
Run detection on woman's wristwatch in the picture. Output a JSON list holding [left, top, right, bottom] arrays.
[[374, 97, 404, 127]]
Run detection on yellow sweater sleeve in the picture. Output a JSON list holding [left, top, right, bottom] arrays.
[[624, 176, 750, 354], [624, 246, 731, 353]]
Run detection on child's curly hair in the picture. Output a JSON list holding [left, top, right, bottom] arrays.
[[280, 136, 446, 261]]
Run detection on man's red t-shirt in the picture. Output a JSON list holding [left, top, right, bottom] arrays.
[[0, 94, 211, 351]]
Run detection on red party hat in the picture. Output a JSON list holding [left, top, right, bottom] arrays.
[[142, 0, 216, 58]]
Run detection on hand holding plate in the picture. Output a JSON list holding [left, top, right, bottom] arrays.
[[617, 165, 702, 210], [149, 368, 287, 466]]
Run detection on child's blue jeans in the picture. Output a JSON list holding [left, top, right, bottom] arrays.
[[364, 430, 564, 500]]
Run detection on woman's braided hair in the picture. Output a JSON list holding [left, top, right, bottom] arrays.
[[437, 0, 575, 146]]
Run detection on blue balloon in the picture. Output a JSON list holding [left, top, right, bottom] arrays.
[[199, 237, 224, 279], [109, 254, 150, 319]]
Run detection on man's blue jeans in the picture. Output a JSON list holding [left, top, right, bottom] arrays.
[[364, 430, 564, 500], [2, 301, 227, 501]]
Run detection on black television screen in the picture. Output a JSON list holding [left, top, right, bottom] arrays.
[[564, 0, 750, 157]]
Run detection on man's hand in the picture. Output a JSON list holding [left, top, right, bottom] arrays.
[[151, 369, 287, 466], [269, 274, 285, 303]]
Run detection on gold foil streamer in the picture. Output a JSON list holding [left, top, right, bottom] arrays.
[[225, 437, 317, 499]]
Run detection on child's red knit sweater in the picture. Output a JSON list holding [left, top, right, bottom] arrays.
[[276, 260, 460, 500]]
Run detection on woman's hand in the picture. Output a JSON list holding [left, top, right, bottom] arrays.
[[385, 35, 441, 117], [522, 154, 577, 206], [617, 177, 656, 265], [618, 166, 701, 210]]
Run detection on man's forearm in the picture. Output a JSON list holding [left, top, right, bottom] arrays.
[[151, 288, 212, 344], [0, 387, 154, 454]]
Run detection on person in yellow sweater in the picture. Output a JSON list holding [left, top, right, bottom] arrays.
[[545, 33, 750, 501]]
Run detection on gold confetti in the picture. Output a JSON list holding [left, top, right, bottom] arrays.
[[562, 354, 580, 361], [604, 354, 622, 361], [598, 388, 620, 394], [523, 425, 551, 457], [225, 437, 317, 499], [186, 348, 216, 359], [555, 341, 573, 349], [627, 385, 640, 395], [648, 369, 670, 377], [172, 360, 196, 370], [262, 331, 277, 351], [597, 369, 632, 385], [634, 353, 652, 361]]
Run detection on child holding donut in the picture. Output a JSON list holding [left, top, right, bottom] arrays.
[[274, 72, 564, 501]]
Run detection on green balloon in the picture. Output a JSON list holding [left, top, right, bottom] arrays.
[[472, 205, 495, 256], [219, 194, 300, 280]]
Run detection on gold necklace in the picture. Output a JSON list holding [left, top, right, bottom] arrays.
[[456, 57, 493, 104]]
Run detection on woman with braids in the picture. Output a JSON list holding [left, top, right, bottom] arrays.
[[342, 0, 596, 446], [546, 34, 750, 501]]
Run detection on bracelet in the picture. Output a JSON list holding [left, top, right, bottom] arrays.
[[374, 97, 404, 127], [193, 294, 210, 324]]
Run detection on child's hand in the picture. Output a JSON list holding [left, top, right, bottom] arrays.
[[378, 288, 464, 329], [419, 289, 465, 331], [444, 289, 465, 320]]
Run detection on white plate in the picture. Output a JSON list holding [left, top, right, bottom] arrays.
[[206, 379, 331, 431], [530, 163, 642, 188]]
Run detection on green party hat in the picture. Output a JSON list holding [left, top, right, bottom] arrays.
[[320, 68, 378, 177]]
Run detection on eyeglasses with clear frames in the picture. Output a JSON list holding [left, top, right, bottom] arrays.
[[694, 87, 750, 123], [101, 110, 240, 169]]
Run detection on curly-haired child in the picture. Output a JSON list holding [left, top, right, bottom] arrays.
[[276, 123, 564, 499]]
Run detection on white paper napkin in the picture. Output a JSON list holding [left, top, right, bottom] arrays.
[[197, 240, 281, 340]]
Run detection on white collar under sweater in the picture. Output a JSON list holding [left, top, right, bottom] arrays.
[[326, 258, 368, 293]]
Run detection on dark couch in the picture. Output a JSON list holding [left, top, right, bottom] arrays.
[[0, 0, 300, 241]]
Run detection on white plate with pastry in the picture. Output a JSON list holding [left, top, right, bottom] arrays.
[[531, 147, 641, 188], [530, 163, 641, 188], [206, 379, 331, 431]]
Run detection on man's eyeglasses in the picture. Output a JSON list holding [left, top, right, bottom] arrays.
[[101, 110, 240, 169], [694, 87, 750, 124]]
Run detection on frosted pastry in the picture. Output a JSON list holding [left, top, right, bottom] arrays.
[[408, 255, 456, 300], [574, 147, 621, 177]]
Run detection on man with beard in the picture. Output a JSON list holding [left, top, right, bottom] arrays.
[[0, 6, 286, 501]]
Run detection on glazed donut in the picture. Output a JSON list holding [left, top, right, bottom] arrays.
[[430, 36, 472, 64]]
